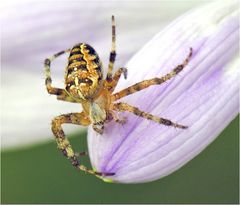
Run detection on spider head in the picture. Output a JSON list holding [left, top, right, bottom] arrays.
[[89, 102, 107, 124]]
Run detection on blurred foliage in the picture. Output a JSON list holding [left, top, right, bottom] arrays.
[[1, 116, 239, 204]]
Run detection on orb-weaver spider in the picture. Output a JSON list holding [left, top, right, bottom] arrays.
[[44, 15, 192, 179]]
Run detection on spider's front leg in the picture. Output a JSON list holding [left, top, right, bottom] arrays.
[[113, 102, 187, 129], [106, 67, 128, 92], [106, 15, 117, 81], [113, 48, 193, 101], [104, 16, 128, 92], [44, 49, 77, 103], [51, 112, 114, 177]]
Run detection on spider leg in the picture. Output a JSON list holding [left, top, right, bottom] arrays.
[[106, 15, 116, 81], [113, 102, 187, 129], [106, 67, 128, 92], [113, 48, 193, 101], [52, 112, 115, 177], [44, 49, 77, 103]]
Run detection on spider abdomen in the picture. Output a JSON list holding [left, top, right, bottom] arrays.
[[65, 43, 103, 99]]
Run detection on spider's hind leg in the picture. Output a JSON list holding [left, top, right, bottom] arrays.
[[113, 102, 187, 129]]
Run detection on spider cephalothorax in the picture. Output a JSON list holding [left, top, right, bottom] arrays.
[[44, 16, 192, 179]]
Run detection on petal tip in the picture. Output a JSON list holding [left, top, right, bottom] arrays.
[[101, 177, 114, 183]]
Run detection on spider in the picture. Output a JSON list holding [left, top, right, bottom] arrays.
[[44, 15, 192, 179]]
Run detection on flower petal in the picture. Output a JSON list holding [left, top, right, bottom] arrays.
[[88, 0, 239, 183]]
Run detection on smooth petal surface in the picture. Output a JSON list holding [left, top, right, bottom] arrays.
[[88, 1, 239, 183]]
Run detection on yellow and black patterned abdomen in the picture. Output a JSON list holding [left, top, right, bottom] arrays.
[[65, 43, 103, 99]]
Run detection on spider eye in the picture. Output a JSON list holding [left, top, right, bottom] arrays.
[[85, 78, 93, 84], [79, 78, 93, 85]]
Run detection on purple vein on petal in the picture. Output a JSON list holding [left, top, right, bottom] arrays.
[[154, 24, 238, 116], [118, 62, 238, 179], [100, 11, 238, 174], [124, 86, 238, 182], [108, 34, 237, 175], [114, 68, 230, 175], [149, 15, 238, 113], [112, 75, 238, 182]]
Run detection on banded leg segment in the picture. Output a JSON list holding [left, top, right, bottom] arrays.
[[106, 67, 128, 92], [113, 102, 187, 129], [113, 48, 193, 101], [51, 112, 114, 176], [106, 15, 116, 81], [44, 49, 77, 103]]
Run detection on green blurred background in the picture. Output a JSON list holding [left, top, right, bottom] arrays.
[[1, 116, 239, 204]]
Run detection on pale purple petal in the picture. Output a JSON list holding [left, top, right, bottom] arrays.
[[88, 0, 239, 183]]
